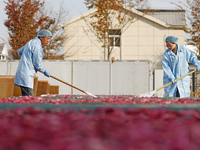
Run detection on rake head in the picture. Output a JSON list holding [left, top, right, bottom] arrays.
[[137, 90, 156, 97]]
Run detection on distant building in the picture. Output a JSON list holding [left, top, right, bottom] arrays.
[[0, 43, 8, 60], [61, 9, 188, 70]]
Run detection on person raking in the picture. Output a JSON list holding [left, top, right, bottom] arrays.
[[162, 36, 200, 98], [14, 29, 52, 96]]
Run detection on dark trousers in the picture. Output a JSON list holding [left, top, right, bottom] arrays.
[[20, 86, 33, 96], [176, 88, 180, 97]]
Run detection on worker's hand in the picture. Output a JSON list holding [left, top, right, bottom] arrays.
[[44, 70, 50, 77], [171, 76, 175, 84]]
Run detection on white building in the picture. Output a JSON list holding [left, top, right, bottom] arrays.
[[61, 9, 188, 70], [0, 43, 8, 60]]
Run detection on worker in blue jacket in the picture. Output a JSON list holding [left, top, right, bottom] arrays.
[[14, 29, 52, 96], [162, 36, 200, 98]]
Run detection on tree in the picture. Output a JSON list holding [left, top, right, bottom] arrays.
[[83, 0, 151, 60], [4, 0, 54, 59], [4, 0, 69, 60], [172, 0, 200, 58], [41, 1, 69, 59]]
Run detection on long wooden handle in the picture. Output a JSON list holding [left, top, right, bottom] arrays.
[[156, 69, 197, 92], [50, 75, 86, 94]]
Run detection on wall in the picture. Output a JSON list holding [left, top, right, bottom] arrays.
[[154, 69, 164, 97], [0, 60, 152, 96]]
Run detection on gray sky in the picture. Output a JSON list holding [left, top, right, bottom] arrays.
[[0, 0, 181, 43]]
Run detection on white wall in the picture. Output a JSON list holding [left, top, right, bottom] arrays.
[[0, 60, 153, 96], [154, 69, 164, 97]]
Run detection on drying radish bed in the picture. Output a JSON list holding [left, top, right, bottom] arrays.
[[0, 95, 200, 150]]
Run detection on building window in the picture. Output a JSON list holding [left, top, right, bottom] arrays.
[[109, 29, 121, 47]]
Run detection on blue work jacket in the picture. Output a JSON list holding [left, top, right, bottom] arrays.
[[162, 44, 200, 98], [14, 37, 46, 89]]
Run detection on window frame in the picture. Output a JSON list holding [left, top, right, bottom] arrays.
[[108, 29, 121, 48]]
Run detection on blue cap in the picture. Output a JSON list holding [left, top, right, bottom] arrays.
[[165, 36, 178, 43], [37, 29, 52, 37]]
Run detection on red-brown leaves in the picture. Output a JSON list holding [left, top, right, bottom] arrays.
[[4, 0, 54, 59]]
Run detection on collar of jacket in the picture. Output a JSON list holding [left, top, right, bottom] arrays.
[[167, 44, 183, 55], [34, 37, 42, 47]]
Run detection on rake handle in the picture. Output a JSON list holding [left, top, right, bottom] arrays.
[[156, 69, 197, 92], [50, 75, 86, 94]]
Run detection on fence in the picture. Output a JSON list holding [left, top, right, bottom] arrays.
[[0, 60, 153, 96]]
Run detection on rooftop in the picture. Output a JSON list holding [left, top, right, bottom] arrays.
[[139, 9, 187, 26]]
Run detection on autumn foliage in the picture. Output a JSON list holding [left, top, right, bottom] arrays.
[[172, 0, 200, 59], [41, 1, 69, 60], [186, 0, 200, 57], [4, 0, 66, 60]]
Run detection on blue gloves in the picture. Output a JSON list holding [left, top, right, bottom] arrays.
[[44, 70, 50, 77]]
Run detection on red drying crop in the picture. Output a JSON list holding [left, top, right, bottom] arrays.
[[0, 94, 199, 105], [0, 95, 199, 149], [0, 107, 199, 149]]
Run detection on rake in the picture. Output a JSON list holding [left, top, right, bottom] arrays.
[[50, 75, 97, 98], [137, 69, 197, 97]]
